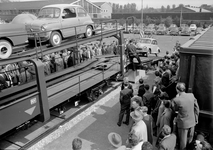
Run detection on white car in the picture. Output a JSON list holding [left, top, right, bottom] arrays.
[[190, 24, 197, 31], [136, 38, 160, 57]]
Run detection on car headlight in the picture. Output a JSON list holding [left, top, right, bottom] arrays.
[[41, 26, 46, 31], [143, 46, 147, 50]]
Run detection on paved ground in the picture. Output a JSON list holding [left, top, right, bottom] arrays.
[[29, 70, 156, 150]]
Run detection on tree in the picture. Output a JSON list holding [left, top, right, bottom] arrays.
[[166, 5, 171, 12], [164, 16, 173, 27], [172, 4, 176, 9], [119, 5, 123, 13], [112, 3, 116, 13], [161, 6, 165, 12], [173, 16, 180, 26]]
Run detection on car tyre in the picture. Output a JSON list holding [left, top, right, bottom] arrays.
[[0, 40, 12, 59], [85, 26, 93, 38], [49, 31, 62, 47]]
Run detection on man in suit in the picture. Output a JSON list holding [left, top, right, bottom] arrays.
[[143, 84, 154, 114], [126, 39, 142, 71], [117, 82, 133, 126], [173, 82, 200, 150], [121, 77, 133, 91], [138, 78, 145, 99]]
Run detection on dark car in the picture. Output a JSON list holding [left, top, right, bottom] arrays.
[[144, 26, 155, 35], [169, 27, 179, 36], [156, 27, 167, 35]]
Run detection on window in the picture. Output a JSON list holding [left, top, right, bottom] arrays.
[[77, 8, 86, 17], [62, 8, 76, 19]]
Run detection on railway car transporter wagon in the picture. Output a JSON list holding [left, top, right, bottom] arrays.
[[25, 4, 95, 47]]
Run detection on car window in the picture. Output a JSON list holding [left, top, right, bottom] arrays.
[[62, 8, 76, 19], [38, 7, 60, 18], [77, 8, 87, 17]]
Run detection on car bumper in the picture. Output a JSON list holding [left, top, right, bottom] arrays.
[[28, 32, 51, 42]]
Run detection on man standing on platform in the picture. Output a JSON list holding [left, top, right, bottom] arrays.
[[126, 39, 142, 71], [173, 82, 200, 150], [117, 82, 133, 127]]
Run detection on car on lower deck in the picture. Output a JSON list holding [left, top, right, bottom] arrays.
[[136, 38, 160, 57], [25, 4, 94, 47]]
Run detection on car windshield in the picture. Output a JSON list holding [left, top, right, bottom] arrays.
[[170, 24, 176, 27], [140, 39, 151, 44], [38, 7, 61, 18]]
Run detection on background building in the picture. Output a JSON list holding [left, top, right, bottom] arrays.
[[93, 2, 112, 18], [169, 5, 211, 13]]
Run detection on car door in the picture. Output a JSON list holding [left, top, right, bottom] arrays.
[[151, 40, 158, 53], [77, 7, 90, 34], [61, 7, 80, 38]]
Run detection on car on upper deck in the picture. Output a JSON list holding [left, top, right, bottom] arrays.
[[25, 4, 94, 47], [144, 26, 155, 35], [0, 14, 37, 59], [189, 24, 197, 31], [136, 38, 160, 57]]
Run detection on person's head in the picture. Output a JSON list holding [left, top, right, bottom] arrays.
[[131, 96, 142, 109], [139, 78, 144, 84], [159, 92, 169, 100], [141, 106, 148, 115], [163, 100, 171, 109], [144, 84, 149, 91], [161, 125, 171, 137], [176, 82, 186, 94], [155, 70, 160, 77], [141, 141, 154, 150], [128, 132, 140, 147], [130, 110, 143, 122], [129, 39, 135, 44], [72, 138, 82, 150], [166, 51, 169, 55]]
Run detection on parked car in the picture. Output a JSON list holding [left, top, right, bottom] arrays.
[[0, 14, 37, 59], [179, 24, 188, 31], [168, 24, 177, 31], [195, 27, 204, 35], [144, 26, 155, 35], [169, 27, 179, 36], [189, 24, 197, 31], [136, 38, 160, 57], [180, 27, 191, 36], [25, 4, 94, 47], [156, 27, 167, 35]]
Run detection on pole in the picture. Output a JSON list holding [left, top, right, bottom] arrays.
[[141, 0, 143, 31], [180, 6, 182, 27]]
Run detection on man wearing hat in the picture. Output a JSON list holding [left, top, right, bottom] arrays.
[[138, 78, 145, 99], [108, 132, 123, 149], [130, 110, 147, 142], [126, 39, 142, 71]]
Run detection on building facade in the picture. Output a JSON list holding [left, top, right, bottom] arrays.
[[0, 0, 102, 21], [93, 2, 112, 18]]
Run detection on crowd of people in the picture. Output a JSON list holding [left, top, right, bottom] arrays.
[[113, 47, 212, 150], [0, 40, 118, 91]]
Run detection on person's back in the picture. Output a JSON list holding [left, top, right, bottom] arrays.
[[174, 92, 197, 128]]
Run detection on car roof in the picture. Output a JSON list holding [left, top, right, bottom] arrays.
[[42, 4, 81, 9]]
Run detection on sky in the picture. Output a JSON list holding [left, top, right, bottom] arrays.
[[90, 0, 213, 9]]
